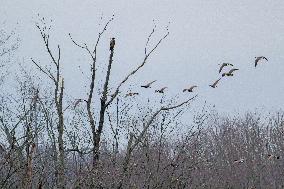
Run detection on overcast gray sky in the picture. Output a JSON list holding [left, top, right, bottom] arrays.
[[2, 0, 284, 114]]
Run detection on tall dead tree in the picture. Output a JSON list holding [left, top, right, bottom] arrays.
[[31, 17, 65, 189], [69, 18, 174, 167], [69, 17, 112, 168]]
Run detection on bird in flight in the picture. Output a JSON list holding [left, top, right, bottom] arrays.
[[155, 87, 167, 93], [267, 154, 280, 160], [110, 37, 115, 51], [183, 85, 198, 92], [141, 80, 157, 88], [74, 99, 83, 108], [218, 63, 234, 73], [222, 68, 239, 77], [209, 78, 221, 88], [233, 158, 245, 164], [125, 92, 139, 97], [255, 56, 268, 67]]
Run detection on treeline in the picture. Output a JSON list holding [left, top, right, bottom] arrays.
[[1, 105, 284, 188]]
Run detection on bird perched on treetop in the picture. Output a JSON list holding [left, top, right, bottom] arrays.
[[141, 80, 157, 88], [218, 63, 234, 73], [222, 68, 239, 77], [255, 56, 268, 67], [209, 78, 221, 88], [110, 37, 115, 51], [183, 85, 198, 92], [155, 87, 167, 93]]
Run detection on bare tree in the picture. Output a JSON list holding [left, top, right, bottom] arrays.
[[69, 17, 174, 169], [31, 16, 65, 188]]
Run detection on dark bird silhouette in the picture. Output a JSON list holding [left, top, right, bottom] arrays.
[[218, 63, 234, 73], [209, 78, 221, 88], [125, 92, 139, 97], [155, 87, 167, 93], [222, 68, 239, 77], [255, 56, 268, 67], [110, 37, 115, 51], [141, 80, 157, 88], [183, 85, 198, 92]]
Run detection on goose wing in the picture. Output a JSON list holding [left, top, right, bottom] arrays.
[[228, 68, 239, 74], [219, 63, 226, 73], [161, 87, 167, 91], [219, 63, 233, 73], [148, 80, 157, 86], [255, 57, 261, 67], [189, 85, 198, 90], [263, 56, 268, 61], [212, 78, 221, 86]]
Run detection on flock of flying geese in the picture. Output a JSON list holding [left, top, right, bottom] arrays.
[[123, 55, 278, 164], [124, 56, 268, 98]]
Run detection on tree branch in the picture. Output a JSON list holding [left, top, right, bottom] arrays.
[[31, 58, 56, 83], [131, 95, 197, 153], [106, 29, 169, 107]]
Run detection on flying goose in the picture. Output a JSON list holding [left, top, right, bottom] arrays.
[[155, 87, 167, 93], [74, 99, 86, 108], [209, 78, 221, 88], [267, 154, 280, 160], [233, 158, 245, 164], [125, 92, 139, 97], [183, 85, 198, 92], [110, 37, 115, 51], [141, 80, 157, 88], [255, 56, 268, 67], [218, 63, 234, 73], [222, 68, 239, 77]]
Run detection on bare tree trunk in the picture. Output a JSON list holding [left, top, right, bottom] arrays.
[[25, 143, 36, 189], [69, 17, 115, 169], [93, 47, 115, 165], [56, 79, 65, 189]]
